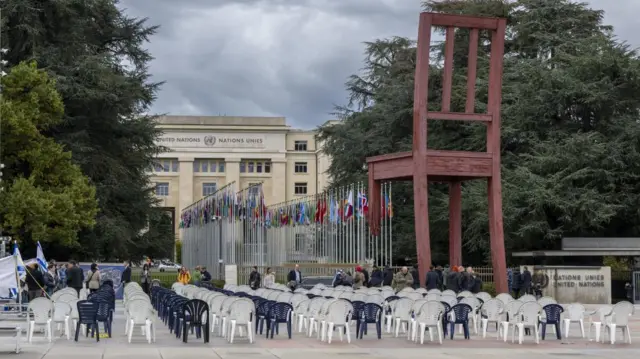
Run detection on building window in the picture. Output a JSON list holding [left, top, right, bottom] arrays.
[[155, 182, 169, 196], [248, 183, 261, 196], [294, 162, 308, 173], [294, 182, 308, 195], [194, 159, 225, 173], [294, 140, 308, 151], [154, 159, 179, 173], [240, 160, 271, 174], [202, 183, 217, 196], [295, 233, 305, 252]]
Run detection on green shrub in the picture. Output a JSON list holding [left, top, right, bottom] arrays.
[[482, 282, 497, 296], [211, 279, 225, 288]]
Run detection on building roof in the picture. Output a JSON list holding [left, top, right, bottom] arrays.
[[155, 115, 288, 127]]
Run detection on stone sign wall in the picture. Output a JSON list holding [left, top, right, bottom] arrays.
[[520, 265, 611, 304]]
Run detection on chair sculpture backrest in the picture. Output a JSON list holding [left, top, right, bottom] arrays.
[[442, 290, 456, 297], [76, 300, 98, 324], [475, 292, 492, 303], [128, 300, 154, 323], [352, 293, 367, 302], [307, 297, 326, 316], [394, 297, 414, 320], [266, 291, 281, 301], [417, 301, 444, 324], [505, 300, 524, 322], [183, 299, 209, 326], [537, 296, 556, 307], [481, 298, 504, 321], [327, 299, 352, 325], [542, 304, 564, 323], [411, 299, 428, 317], [450, 303, 473, 323], [28, 297, 53, 324], [290, 293, 307, 307], [400, 287, 414, 293], [458, 291, 473, 298], [52, 301, 71, 322], [277, 292, 293, 303], [228, 298, 255, 323], [460, 296, 481, 311], [519, 294, 536, 303], [52, 288, 77, 301], [567, 303, 586, 321], [495, 293, 513, 306], [441, 295, 457, 308], [425, 293, 441, 302], [427, 288, 442, 295], [57, 293, 79, 305], [366, 294, 384, 305], [406, 292, 424, 301], [519, 302, 542, 325], [219, 296, 238, 316], [338, 291, 353, 300], [610, 301, 634, 326], [360, 302, 382, 322]]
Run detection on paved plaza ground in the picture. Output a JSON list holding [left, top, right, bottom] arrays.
[[3, 302, 640, 358]]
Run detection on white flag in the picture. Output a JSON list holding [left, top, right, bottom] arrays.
[[0, 256, 18, 292], [36, 241, 47, 272]]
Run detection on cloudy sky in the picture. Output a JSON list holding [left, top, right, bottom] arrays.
[[119, 0, 638, 130]]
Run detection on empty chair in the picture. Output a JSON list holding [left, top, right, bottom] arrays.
[[127, 300, 156, 344], [324, 300, 353, 344], [228, 299, 255, 343], [500, 300, 523, 342], [519, 294, 536, 303], [27, 298, 53, 343], [539, 304, 564, 340], [448, 304, 473, 340], [563, 303, 586, 338], [266, 302, 294, 339], [52, 301, 72, 340], [510, 301, 542, 344], [537, 296, 556, 307], [480, 299, 504, 339], [357, 303, 383, 339], [587, 306, 611, 343], [74, 300, 100, 342], [475, 292, 492, 303], [180, 299, 210, 343], [602, 301, 634, 344], [414, 301, 445, 344]]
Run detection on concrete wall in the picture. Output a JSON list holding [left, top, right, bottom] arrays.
[[522, 265, 611, 304]]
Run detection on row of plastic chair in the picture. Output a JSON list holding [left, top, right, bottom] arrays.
[[123, 282, 156, 343]]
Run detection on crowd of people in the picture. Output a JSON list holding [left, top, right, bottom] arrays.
[[21, 260, 93, 301]]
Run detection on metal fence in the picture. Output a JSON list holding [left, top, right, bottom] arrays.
[[181, 181, 395, 280]]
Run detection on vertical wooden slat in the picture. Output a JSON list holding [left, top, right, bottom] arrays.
[[441, 26, 455, 112], [465, 28, 479, 113]]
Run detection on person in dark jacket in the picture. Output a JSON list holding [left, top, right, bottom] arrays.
[[458, 267, 472, 292], [447, 266, 460, 292], [249, 266, 261, 290], [521, 267, 532, 295], [369, 266, 383, 287], [361, 266, 370, 288], [121, 261, 132, 286], [512, 269, 522, 298], [425, 266, 440, 290], [26, 263, 44, 301], [410, 264, 420, 289], [66, 260, 84, 297], [382, 266, 394, 286], [201, 267, 212, 282], [435, 266, 444, 290], [471, 273, 483, 293], [287, 264, 302, 290]]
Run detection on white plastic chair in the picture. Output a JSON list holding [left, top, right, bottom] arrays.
[[414, 301, 444, 344], [587, 306, 611, 343], [393, 298, 414, 337], [227, 299, 255, 343], [408, 299, 428, 340], [209, 295, 228, 333], [563, 303, 586, 338], [480, 298, 504, 339], [602, 301, 634, 344], [500, 300, 523, 342], [324, 300, 352, 344], [519, 294, 536, 303], [52, 301, 71, 340], [475, 292, 492, 303], [27, 297, 53, 343], [460, 296, 481, 334], [219, 297, 238, 337], [510, 301, 541, 344], [126, 300, 156, 343]]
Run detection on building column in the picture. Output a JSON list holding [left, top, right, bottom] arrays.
[[177, 157, 194, 242], [272, 159, 287, 201], [225, 158, 241, 189]]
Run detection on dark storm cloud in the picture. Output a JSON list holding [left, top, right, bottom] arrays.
[[118, 0, 635, 129]]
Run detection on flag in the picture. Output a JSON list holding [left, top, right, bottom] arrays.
[[10, 243, 26, 297], [344, 190, 354, 219], [357, 192, 369, 218], [0, 256, 18, 297], [36, 242, 48, 273], [387, 192, 394, 218]]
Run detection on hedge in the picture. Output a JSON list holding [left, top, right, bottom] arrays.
[[130, 271, 225, 289]]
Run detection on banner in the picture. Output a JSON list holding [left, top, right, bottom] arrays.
[[0, 256, 18, 294], [79, 263, 125, 300]]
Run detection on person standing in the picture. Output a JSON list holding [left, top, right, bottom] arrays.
[[44, 264, 58, 297], [249, 266, 261, 290], [177, 266, 191, 284], [522, 267, 532, 295], [26, 263, 44, 301], [121, 261, 132, 286], [66, 260, 84, 297], [57, 264, 67, 289], [140, 263, 151, 294], [369, 266, 383, 287], [410, 264, 420, 289], [425, 265, 440, 290], [512, 269, 522, 298], [382, 266, 394, 286], [85, 263, 101, 294], [287, 264, 302, 290], [353, 266, 365, 289], [263, 267, 275, 288], [361, 265, 370, 288], [392, 266, 413, 292], [447, 266, 460, 293]]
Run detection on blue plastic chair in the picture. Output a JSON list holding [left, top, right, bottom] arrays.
[[539, 304, 564, 340], [266, 302, 293, 339], [255, 300, 275, 334], [74, 300, 99, 342], [357, 303, 383, 339], [448, 303, 473, 339]]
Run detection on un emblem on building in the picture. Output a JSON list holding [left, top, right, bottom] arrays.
[[204, 135, 216, 146]]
